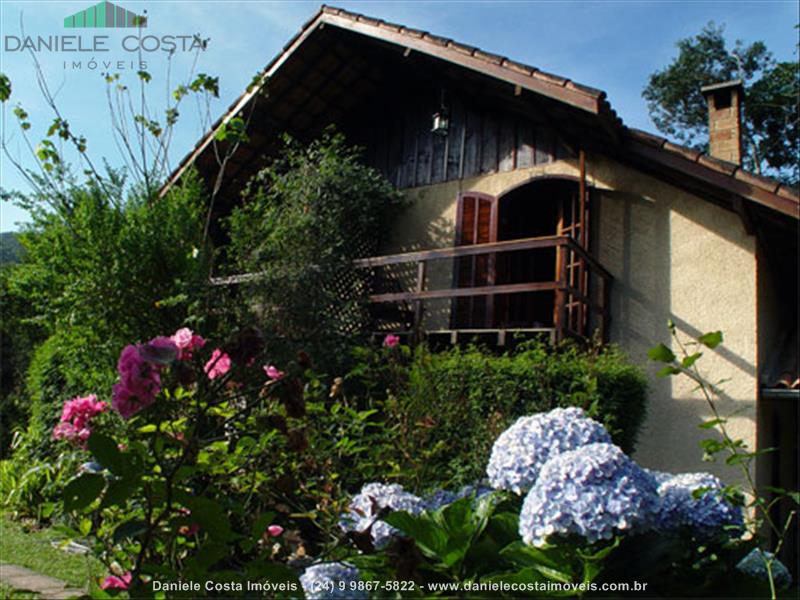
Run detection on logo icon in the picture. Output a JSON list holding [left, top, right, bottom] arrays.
[[64, 1, 147, 28]]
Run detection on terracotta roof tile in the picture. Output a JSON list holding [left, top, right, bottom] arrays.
[[734, 169, 780, 193], [777, 184, 800, 201], [628, 128, 666, 148], [356, 14, 382, 27], [565, 80, 604, 97], [663, 141, 701, 162], [502, 59, 535, 76], [447, 40, 477, 56], [473, 49, 506, 65], [697, 154, 738, 176], [423, 33, 451, 47], [400, 26, 425, 38], [532, 70, 568, 87], [378, 21, 402, 33]]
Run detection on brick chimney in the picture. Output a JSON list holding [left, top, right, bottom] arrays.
[[701, 80, 743, 165]]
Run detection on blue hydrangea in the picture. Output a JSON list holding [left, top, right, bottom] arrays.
[[340, 483, 423, 549], [423, 484, 493, 511], [299, 562, 366, 599], [652, 472, 744, 537], [487, 407, 612, 494], [736, 548, 793, 589], [519, 443, 659, 547]]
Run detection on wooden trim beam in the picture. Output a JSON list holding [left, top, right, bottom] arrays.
[[353, 234, 566, 268], [369, 281, 558, 303]]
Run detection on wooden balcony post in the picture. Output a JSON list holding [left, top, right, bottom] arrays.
[[578, 149, 587, 336], [554, 240, 568, 343]]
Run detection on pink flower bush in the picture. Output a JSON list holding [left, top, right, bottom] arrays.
[[264, 365, 285, 381], [52, 394, 107, 445], [112, 344, 164, 419], [100, 572, 132, 590], [204, 349, 231, 380], [267, 524, 284, 537], [171, 327, 206, 360], [383, 334, 400, 348]]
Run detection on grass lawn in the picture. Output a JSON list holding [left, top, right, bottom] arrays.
[[0, 581, 40, 598], [0, 513, 102, 591]]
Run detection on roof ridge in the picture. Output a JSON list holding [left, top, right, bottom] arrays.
[[321, 4, 606, 101]]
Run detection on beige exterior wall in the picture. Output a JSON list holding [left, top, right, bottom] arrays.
[[588, 154, 757, 486], [382, 154, 758, 485]]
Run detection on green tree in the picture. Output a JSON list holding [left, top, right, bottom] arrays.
[[226, 130, 404, 372], [643, 22, 799, 184]]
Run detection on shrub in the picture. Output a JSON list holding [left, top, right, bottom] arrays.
[[18, 328, 117, 461], [2, 174, 211, 513], [45, 325, 402, 594], [226, 130, 404, 373], [307, 406, 785, 600], [344, 340, 648, 491]]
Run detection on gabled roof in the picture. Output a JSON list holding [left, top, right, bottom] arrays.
[[163, 5, 799, 221]]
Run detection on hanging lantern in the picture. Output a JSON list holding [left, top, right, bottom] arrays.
[[431, 87, 449, 136], [431, 109, 450, 136]]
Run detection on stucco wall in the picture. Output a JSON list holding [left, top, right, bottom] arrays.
[[588, 154, 757, 486], [380, 153, 758, 485]]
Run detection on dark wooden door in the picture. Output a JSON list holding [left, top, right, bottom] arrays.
[[452, 192, 498, 328]]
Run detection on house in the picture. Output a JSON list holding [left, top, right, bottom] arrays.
[[164, 5, 798, 552]]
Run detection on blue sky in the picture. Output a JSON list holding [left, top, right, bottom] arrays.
[[1, 0, 797, 232]]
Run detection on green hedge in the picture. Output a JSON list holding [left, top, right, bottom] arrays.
[[19, 327, 117, 461], [346, 341, 648, 491]]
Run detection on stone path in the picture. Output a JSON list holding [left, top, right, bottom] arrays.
[[0, 562, 86, 599]]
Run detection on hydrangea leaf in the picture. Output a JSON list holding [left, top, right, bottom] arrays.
[[63, 473, 104, 511]]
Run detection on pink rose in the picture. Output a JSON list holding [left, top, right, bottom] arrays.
[[267, 524, 284, 537], [52, 422, 77, 441], [383, 334, 400, 348], [263, 365, 285, 381], [100, 572, 132, 590], [204, 349, 231, 380], [52, 395, 107, 445], [171, 328, 206, 360], [171, 327, 193, 349]]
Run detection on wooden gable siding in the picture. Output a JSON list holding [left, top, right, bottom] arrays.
[[352, 96, 574, 189]]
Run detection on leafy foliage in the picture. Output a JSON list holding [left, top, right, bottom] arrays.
[[226, 130, 404, 372], [649, 323, 799, 598], [0, 232, 22, 264], [11, 173, 208, 343], [44, 327, 402, 595], [0, 172, 210, 466], [643, 22, 798, 183], [345, 341, 648, 491]]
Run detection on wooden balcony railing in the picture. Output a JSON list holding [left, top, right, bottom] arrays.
[[353, 235, 612, 343]]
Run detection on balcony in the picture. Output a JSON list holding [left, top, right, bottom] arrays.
[[355, 234, 612, 346]]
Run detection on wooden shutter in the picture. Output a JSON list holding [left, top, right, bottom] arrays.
[[452, 192, 498, 328]]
